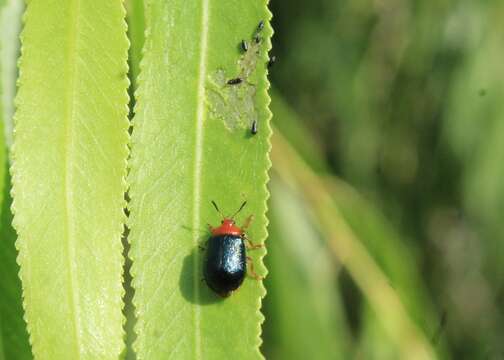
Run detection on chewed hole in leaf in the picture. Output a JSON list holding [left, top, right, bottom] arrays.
[[206, 30, 263, 131]]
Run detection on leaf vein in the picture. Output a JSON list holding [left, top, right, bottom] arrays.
[[63, 0, 83, 357], [192, 0, 210, 356]]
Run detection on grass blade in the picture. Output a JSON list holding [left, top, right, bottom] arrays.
[[128, 1, 272, 358], [263, 178, 351, 359], [271, 131, 437, 359], [11, 1, 130, 358], [267, 93, 447, 358]]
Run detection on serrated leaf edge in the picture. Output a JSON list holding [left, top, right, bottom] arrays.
[[126, 1, 274, 359], [9, 1, 131, 358]]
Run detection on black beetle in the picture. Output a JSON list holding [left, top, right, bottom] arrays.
[[203, 201, 262, 297], [227, 77, 242, 85], [251, 120, 258, 135]]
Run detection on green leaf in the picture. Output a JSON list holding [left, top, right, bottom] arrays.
[[0, 1, 30, 357], [127, 0, 272, 358], [11, 1, 130, 358]]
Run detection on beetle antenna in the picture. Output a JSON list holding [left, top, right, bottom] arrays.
[[231, 201, 247, 219], [211, 201, 225, 219]]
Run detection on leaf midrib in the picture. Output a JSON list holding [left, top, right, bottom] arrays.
[[63, 0, 82, 357], [191, 0, 210, 358]]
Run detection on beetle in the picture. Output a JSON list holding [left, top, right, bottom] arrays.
[[241, 40, 249, 52], [203, 201, 263, 297], [251, 119, 258, 135], [227, 77, 242, 85], [255, 20, 265, 43], [257, 20, 264, 32]]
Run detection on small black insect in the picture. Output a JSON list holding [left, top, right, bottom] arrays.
[[267, 55, 276, 68], [251, 120, 258, 135], [257, 20, 264, 32], [241, 40, 249, 52], [227, 77, 243, 85], [204, 201, 263, 297], [254, 35, 261, 44]]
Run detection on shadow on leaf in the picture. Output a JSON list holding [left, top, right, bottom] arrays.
[[179, 246, 223, 305]]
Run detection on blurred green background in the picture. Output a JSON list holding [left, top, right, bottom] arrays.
[[262, 0, 504, 358], [2, 0, 504, 359]]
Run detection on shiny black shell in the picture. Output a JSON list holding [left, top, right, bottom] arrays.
[[204, 234, 246, 297]]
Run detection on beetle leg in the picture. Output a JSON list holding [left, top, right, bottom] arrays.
[[241, 215, 254, 232], [207, 223, 214, 232], [246, 256, 264, 281], [244, 237, 263, 250]]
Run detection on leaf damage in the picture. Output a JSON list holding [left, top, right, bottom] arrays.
[[206, 26, 266, 132]]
